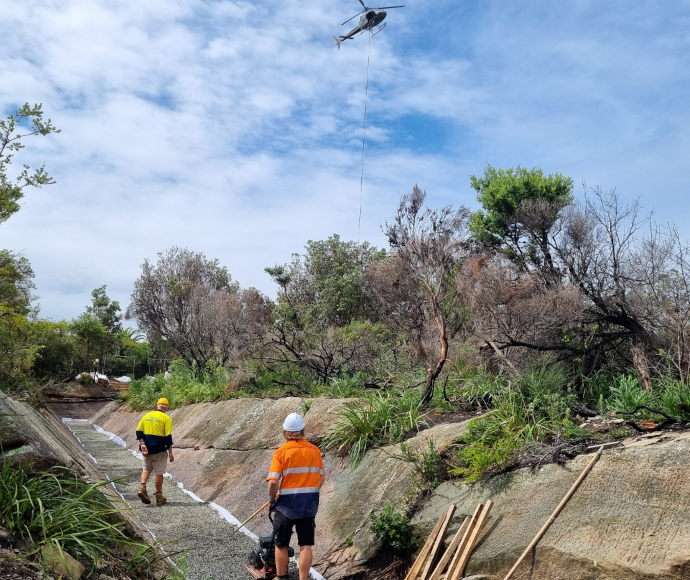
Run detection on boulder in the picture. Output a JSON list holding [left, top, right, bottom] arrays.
[[40, 544, 85, 580], [0, 391, 90, 471], [411, 433, 690, 579]]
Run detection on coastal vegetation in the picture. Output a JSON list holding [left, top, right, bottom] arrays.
[[3, 103, 690, 488]]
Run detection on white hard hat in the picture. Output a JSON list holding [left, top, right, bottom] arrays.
[[283, 412, 305, 432]]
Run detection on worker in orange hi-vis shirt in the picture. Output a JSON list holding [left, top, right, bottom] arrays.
[[266, 413, 325, 580]]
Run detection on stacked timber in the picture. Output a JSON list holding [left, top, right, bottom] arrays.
[[405, 501, 493, 580]]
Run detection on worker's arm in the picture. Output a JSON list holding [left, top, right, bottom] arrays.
[[267, 478, 280, 501]]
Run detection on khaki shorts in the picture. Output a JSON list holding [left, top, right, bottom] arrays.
[[143, 451, 168, 475]]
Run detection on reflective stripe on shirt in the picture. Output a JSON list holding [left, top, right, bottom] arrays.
[[279, 487, 321, 495], [284, 466, 323, 475]]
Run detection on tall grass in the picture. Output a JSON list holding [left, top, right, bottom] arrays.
[[0, 463, 154, 574], [323, 390, 428, 466], [125, 360, 232, 410], [606, 373, 690, 421]]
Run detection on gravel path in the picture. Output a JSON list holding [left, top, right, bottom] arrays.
[[65, 419, 299, 580]]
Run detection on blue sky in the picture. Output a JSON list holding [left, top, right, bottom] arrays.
[[1, 0, 689, 325]]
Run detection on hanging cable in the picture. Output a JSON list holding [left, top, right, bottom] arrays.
[[358, 31, 372, 242]]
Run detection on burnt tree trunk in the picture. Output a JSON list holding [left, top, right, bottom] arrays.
[[632, 339, 653, 391], [421, 309, 448, 405]]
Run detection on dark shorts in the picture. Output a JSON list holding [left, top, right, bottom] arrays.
[[272, 510, 315, 547]]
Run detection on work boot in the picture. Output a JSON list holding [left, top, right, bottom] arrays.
[[137, 484, 151, 505], [155, 491, 167, 506]]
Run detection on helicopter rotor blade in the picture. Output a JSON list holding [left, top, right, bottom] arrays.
[[358, 0, 368, 9], [341, 10, 365, 26], [369, 5, 405, 9]]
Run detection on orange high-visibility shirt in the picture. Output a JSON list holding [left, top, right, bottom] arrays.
[[267, 439, 324, 519]]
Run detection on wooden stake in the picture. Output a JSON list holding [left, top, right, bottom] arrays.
[[405, 508, 450, 580], [428, 516, 471, 580], [443, 503, 484, 580], [503, 446, 603, 580], [419, 504, 456, 580], [448, 500, 493, 580]]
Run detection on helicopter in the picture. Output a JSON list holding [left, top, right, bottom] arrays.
[[333, 0, 404, 49]]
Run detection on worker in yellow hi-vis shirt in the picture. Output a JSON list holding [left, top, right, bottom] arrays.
[[135, 397, 174, 506]]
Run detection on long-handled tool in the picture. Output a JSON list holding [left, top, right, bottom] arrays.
[[231, 501, 270, 537], [503, 445, 604, 580]]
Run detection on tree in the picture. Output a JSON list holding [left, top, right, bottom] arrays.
[[465, 179, 690, 390], [185, 284, 270, 368], [1, 103, 60, 225], [86, 286, 122, 334], [81, 285, 123, 365], [553, 189, 665, 388], [70, 314, 108, 371], [30, 320, 77, 382], [264, 235, 388, 383], [458, 253, 585, 375], [363, 253, 429, 365], [127, 247, 268, 371], [110, 327, 150, 379], [0, 251, 37, 389], [0, 250, 34, 316], [267, 235, 385, 326], [381, 185, 471, 404], [469, 165, 573, 286], [0, 103, 59, 390]]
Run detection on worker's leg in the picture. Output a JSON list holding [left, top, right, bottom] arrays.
[[295, 518, 316, 580], [272, 511, 293, 577], [297, 545, 313, 580], [140, 454, 153, 485], [138, 456, 153, 503], [154, 474, 164, 493], [275, 546, 290, 576]]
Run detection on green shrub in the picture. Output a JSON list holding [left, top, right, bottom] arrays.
[[579, 368, 614, 408], [452, 365, 579, 481], [125, 359, 232, 410], [370, 504, 413, 554], [397, 439, 448, 491], [76, 372, 94, 384], [250, 365, 319, 397], [606, 375, 653, 416], [323, 390, 428, 466], [656, 375, 690, 421], [322, 373, 368, 398], [453, 430, 519, 482], [459, 371, 506, 402], [603, 373, 690, 422]]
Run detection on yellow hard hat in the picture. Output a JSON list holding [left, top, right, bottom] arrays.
[[156, 397, 170, 406]]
